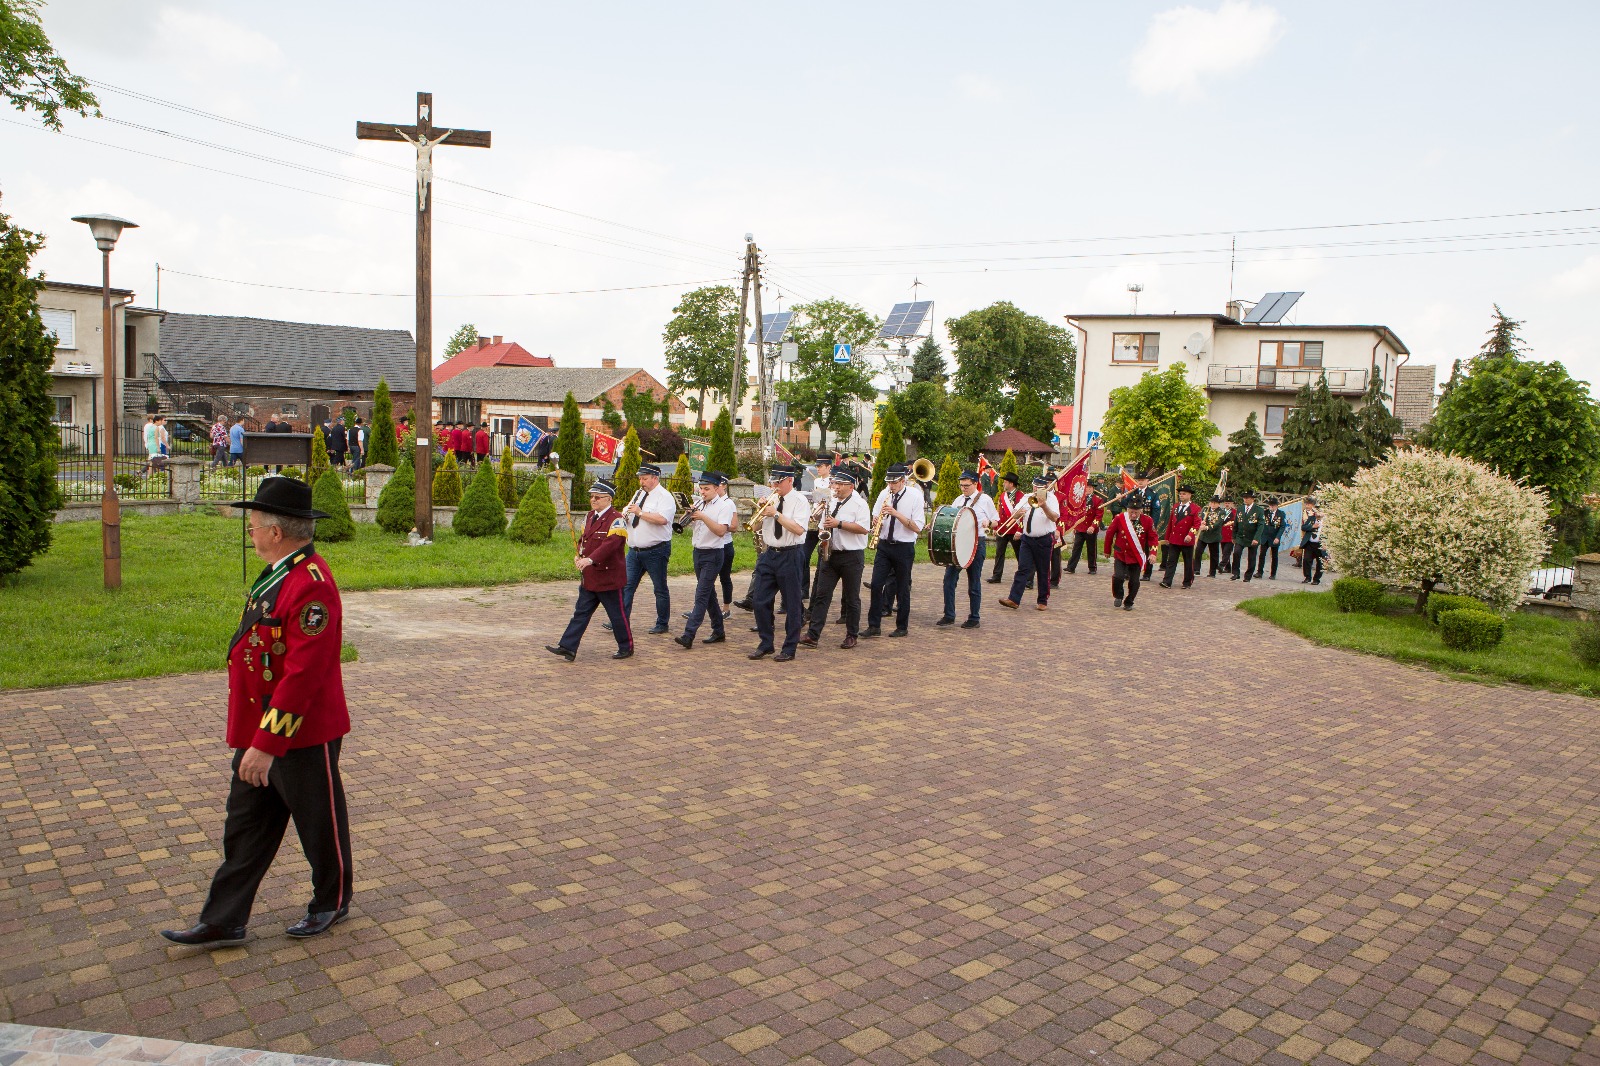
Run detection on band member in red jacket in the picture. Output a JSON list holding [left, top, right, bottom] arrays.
[[161, 477, 353, 948], [1160, 484, 1202, 589], [987, 473, 1025, 585], [473, 422, 491, 468], [1063, 482, 1106, 576], [547, 479, 634, 661], [1104, 495, 1158, 611]]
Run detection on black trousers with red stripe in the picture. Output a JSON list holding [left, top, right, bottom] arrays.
[[199, 739, 353, 927]]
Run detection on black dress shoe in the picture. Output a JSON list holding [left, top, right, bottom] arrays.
[[648, 624, 669, 635], [889, 628, 908, 638], [748, 647, 774, 659], [862, 626, 881, 638], [673, 635, 693, 650], [160, 922, 247, 948], [703, 633, 726, 644], [1123, 602, 1135, 611], [612, 648, 633, 660], [985, 576, 1001, 584], [774, 651, 796, 662], [545, 644, 576, 662], [601, 622, 612, 631], [935, 617, 955, 627], [286, 905, 348, 939], [960, 618, 980, 629], [839, 635, 858, 649], [1113, 597, 1123, 608], [734, 598, 753, 611], [799, 636, 819, 648], [834, 616, 846, 625], [1159, 582, 1172, 589]]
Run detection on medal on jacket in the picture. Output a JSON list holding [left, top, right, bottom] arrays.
[[270, 625, 285, 656]]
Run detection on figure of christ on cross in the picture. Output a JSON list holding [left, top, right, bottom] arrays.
[[356, 93, 490, 538]]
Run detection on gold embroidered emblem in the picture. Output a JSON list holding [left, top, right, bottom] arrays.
[[299, 601, 329, 636]]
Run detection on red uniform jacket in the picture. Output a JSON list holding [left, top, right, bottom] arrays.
[[474, 429, 491, 456], [1103, 511, 1157, 565], [226, 549, 349, 758], [451, 428, 467, 451], [996, 490, 1024, 533], [579, 505, 629, 592], [1221, 507, 1235, 544], [1166, 501, 1201, 545], [1071, 494, 1104, 534]]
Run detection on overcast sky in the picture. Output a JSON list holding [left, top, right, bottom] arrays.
[[8, 0, 1599, 393]]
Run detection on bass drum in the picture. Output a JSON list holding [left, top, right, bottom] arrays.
[[928, 504, 980, 568]]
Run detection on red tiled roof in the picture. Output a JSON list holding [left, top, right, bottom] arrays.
[[1053, 404, 1073, 435], [983, 427, 1055, 454], [433, 340, 554, 385]]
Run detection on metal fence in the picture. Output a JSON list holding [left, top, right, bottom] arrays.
[[54, 422, 188, 501]]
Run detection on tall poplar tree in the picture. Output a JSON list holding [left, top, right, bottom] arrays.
[[0, 198, 60, 576]]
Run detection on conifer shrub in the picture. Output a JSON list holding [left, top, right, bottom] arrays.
[[453, 459, 507, 537], [432, 450, 463, 506], [375, 461, 415, 533], [508, 474, 557, 544], [311, 469, 356, 542]]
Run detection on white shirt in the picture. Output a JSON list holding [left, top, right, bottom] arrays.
[[872, 484, 925, 544], [807, 480, 833, 530], [759, 488, 808, 548], [690, 494, 737, 550], [955, 489, 1000, 536], [626, 483, 676, 549], [823, 491, 872, 551], [720, 492, 735, 545], [1021, 491, 1061, 537]]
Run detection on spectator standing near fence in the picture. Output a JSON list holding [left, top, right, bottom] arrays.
[[209, 416, 230, 469], [327, 420, 347, 470], [349, 419, 366, 471], [229, 417, 246, 467], [475, 422, 491, 467]]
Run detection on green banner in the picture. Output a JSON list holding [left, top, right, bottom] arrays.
[[686, 439, 710, 472], [1145, 469, 1178, 543]]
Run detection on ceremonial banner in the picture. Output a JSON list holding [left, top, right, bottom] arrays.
[[1052, 449, 1094, 532], [977, 454, 997, 496], [511, 416, 542, 458], [590, 431, 620, 464], [1143, 468, 1180, 543], [774, 440, 797, 466], [1275, 497, 1305, 552], [686, 439, 711, 471], [1120, 468, 1138, 494]]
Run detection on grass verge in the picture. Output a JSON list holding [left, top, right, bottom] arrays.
[[1240, 590, 1600, 698], [0, 511, 758, 690]]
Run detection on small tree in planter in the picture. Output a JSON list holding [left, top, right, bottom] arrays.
[[667, 453, 694, 497], [311, 469, 357, 542], [496, 446, 517, 509], [1320, 449, 1548, 613], [375, 461, 415, 533], [508, 476, 558, 544], [453, 460, 507, 537], [309, 425, 330, 484], [431, 450, 463, 506]]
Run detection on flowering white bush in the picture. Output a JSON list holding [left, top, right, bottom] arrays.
[[1320, 449, 1548, 611]]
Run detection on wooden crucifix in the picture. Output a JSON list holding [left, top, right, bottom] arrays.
[[357, 92, 490, 538]]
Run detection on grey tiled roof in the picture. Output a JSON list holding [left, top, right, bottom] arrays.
[[159, 313, 416, 392], [433, 365, 636, 403]]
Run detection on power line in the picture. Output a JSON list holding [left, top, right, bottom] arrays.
[[157, 266, 735, 298]]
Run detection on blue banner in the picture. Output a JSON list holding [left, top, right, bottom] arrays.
[[512, 416, 543, 458]]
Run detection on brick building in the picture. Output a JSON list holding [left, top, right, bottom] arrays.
[[431, 360, 688, 438]]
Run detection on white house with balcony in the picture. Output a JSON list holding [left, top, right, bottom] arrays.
[[1065, 297, 1409, 457]]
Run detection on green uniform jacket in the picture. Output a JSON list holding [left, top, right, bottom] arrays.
[[1256, 508, 1287, 546], [1234, 503, 1263, 543], [1198, 505, 1226, 544]]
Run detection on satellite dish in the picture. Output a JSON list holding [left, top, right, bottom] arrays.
[[1184, 331, 1208, 357]]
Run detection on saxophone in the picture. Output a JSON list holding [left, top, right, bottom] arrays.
[[866, 499, 889, 550], [816, 495, 836, 563]]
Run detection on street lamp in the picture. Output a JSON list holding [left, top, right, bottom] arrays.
[[71, 213, 138, 590]]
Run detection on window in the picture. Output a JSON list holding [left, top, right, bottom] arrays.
[[1259, 340, 1323, 368], [52, 396, 73, 423], [233, 402, 251, 416], [1264, 405, 1290, 435], [492, 417, 516, 437], [1112, 333, 1159, 362], [40, 308, 75, 349], [281, 404, 299, 417]]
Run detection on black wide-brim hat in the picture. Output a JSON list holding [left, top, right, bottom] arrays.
[[229, 475, 330, 519]]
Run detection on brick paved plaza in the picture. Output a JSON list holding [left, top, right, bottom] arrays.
[[3, 566, 1598, 1065]]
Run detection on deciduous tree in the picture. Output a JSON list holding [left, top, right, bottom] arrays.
[[888, 381, 948, 459], [1007, 381, 1055, 446], [942, 396, 993, 463], [947, 302, 1076, 419], [781, 298, 880, 450], [1099, 363, 1217, 476], [442, 322, 478, 359], [0, 0, 97, 129], [663, 284, 740, 427]]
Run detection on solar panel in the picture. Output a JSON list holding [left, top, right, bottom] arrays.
[[1241, 293, 1284, 323], [748, 311, 793, 344], [879, 300, 933, 338], [1243, 291, 1303, 324]]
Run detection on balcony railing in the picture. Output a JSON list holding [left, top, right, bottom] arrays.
[[1207, 365, 1369, 395]]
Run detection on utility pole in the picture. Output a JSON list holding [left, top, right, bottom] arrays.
[[356, 92, 490, 538], [730, 236, 753, 432], [729, 234, 775, 464]]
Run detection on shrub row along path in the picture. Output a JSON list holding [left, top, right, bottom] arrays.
[[3, 566, 1598, 1066]]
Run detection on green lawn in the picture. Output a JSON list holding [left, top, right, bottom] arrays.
[[1240, 590, 1600, 698], [0, 512, 759, 691]]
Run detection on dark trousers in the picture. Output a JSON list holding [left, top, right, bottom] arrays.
[[1161, 543, 1195, 587], [1255, 544, 1279, 579], [199, 740, 352, 927], [802, 530, 820, 601], [1220, 542, 1234, 574], [1112, 558, 1143, 606], [989, 534, 1018, 580], [867, 540, 915, 630], [808, 548, 864, 639], [1201, 541, 1222, 576], [1007, 534, 1052, 606], [1235, 544, 1259, 581], [942, 540, 988, 622], [1066, 531, 1098, 573], [623, 542, 671, 627], [720, 542, 735, 605], [1050, 543, 1063, 586], [683, 547, 727, 641], [559, 586, 631, 653], [1301, 545, 1325, 583], [752, 546, 806, 653]]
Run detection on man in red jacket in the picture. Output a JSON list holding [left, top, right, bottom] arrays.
[[474, 422, 492, 467], [161, 477, 353, 948], [1104, 495, 1158, 611], [1160, 484, 1202, 589], [546, 479, 634, 661], [1063, 481, 1106, 576]]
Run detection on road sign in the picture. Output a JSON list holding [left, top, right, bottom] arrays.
[[833, 343, 853, 364], [1085, 430, 1101, 447], [1050, 434, 1061, 447]]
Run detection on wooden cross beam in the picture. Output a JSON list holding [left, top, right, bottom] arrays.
[[356, 92, 490, 538]]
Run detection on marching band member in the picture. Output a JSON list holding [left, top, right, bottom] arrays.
[[717, 475, 737, 618], [987, 472, 1025, 584], [1198, 493, 1227, 578], [1299, 496, 1326, 584], [1063, 478, 1105, 576], [1232, 489, 1263, 583], [801, 469, 871, 649], [940, 470, 999, 629], [749, 467, 810, 661], [864, 464, 925, 638], [546, 480, 634, 661], [801, 456, 833, 614], [1104, 494, 1158, 611], [1219, 496, 1237, 575], [999, 474, 1060, 612], [1254, 495, 1288, 580], [617, 463, 676, 635], [675, 471, 737, 649], [1159, 484, 1201, 589]]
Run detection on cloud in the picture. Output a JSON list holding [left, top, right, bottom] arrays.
[[954, 74, 1003, 103], [1553, 255, 1600, 295], [1129, 1, 1285, 99]]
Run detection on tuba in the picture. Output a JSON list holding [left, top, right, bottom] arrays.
[[911, 457, 937, 485]]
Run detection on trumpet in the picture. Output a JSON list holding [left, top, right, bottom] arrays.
[[748, 493, 779, 552], [671, 493, 703, 534]]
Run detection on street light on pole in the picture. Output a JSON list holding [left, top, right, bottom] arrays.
[[71, 212, 138, 590]]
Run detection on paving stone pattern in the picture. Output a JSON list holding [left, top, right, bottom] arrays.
[[3, 567, 1599, 1065]]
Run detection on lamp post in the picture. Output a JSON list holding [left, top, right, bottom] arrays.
[[71, 213, 138, 590]]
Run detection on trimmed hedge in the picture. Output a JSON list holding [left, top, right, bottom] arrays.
[[508, 475, 557, 545], [1332, 577, 1384, 614], [375, 461, 415, 534], [1439, 608, 1505, 651], [310, 470, 356, 542], [453, 460, 507, 538], [1424, 593, 1481, 625]]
